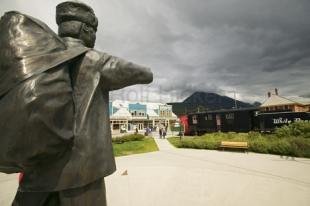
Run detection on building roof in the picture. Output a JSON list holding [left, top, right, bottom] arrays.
[[147, 109, 159, 118], [112, 100, 166, 110], [110, 107, 132, 119], [260, 94, 300, 107], [128, 103, 146, 111], [171, 112, 178, 118], [289, 96, 310, 105], [110, 100, 178, 119]]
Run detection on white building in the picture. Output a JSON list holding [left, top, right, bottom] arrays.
[[109, 100, 178, 134]]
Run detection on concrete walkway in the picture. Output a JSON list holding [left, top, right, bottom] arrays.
[[0, 173, 18, 205], [153, 137, 175, 151], [1, 137, 310, 206], [105, 137, 310, 206]]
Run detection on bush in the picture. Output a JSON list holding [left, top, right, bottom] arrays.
[[275, 125, 291, 138], [275, 121, 310, 138], [204, 139, 220, 150], [226, 132, 236, 139], [267, 139, 291, 156], [291, 121, 310, 138], [248, 131, 261, 140], [180, 138, 196, 149], [249, 137, 270, 154], [289, 138, 310, 157], [168, 126, 310, 158], [168, 138, 183, 148], [112, 134, 145, 144], [177, 137, 220, 150]]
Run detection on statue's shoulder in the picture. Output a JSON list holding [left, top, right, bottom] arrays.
[[85, 49, 103, 61], [84, 49, 113, 64]]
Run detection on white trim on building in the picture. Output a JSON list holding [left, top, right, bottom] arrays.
[[109, 100, 178, 134]]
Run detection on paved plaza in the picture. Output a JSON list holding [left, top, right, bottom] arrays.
[[1, 137, 310, 206]]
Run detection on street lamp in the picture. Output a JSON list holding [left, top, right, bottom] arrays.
[[225, 90, 238, 109]]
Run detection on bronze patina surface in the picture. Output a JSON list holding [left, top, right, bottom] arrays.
[[0, 1, 153, 205]]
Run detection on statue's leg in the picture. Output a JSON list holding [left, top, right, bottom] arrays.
[[11, 178, 106, 206], [59, 178, 107, 206], [11, 190, 59, 206]]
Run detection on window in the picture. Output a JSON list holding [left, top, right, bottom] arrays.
[[192, 115, 198, 124], [205, 114, 212, 120], [225, 113, 234, 120]]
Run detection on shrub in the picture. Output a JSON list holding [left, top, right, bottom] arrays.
[[291, 121, 310, 138], [275, 125, 291, 138], [213, 132, 224, 138], [177, 137, 221, 150], [249, 137, 270, 154], [248, 131, 261, 139], [168, 138, 183, 148], [267, 139, 291, 156], [180, 138, 196, 148], [168, 129, 310, 158], [112, 134, 145, 144], [289, 138, 310, 157], [275, 121, 310, 138], [192, 139, 206, 149], [204, 140, 220, 150], [226, 132, 236, 139]]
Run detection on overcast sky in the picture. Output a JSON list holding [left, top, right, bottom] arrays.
[[1, 0, 309, 103]]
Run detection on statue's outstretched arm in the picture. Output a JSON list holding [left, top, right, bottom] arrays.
[[99, 54, 153, 91]]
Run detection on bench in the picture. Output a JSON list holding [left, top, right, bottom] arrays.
[[219, 141, 248, 151]]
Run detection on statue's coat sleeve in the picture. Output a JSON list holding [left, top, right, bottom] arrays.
[[98, 54, 153, 91]]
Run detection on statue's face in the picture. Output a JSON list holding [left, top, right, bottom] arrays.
[[79, 23, 96, 48], [58, 21, 96, 48]]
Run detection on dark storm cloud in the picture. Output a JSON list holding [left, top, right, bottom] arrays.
[[155, 0, 310, 102], [1, 0, 309, 103]]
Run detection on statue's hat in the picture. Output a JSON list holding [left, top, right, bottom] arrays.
[[0, 11, 89, 96], [56, 1, 98, 31]]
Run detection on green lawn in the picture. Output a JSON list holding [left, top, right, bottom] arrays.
[[113, 137, 159, 157]]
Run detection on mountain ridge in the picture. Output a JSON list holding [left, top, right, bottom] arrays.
[[168, 91, 254, 116]]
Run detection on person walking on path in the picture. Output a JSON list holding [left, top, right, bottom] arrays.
[[163, 129, 167, 139], [159, 128, 163, 139]]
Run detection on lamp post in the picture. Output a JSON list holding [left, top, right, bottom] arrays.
[[225, 90, 238, 109], [233, 91, 237, 109]]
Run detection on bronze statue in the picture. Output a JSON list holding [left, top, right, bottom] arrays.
[[0, 1, 153, 205]]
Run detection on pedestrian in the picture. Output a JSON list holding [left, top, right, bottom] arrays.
[[159, 128, 163, 138], [148, 127, 151, 135], [135, 127, 139, 135], [163, 129, 167, 139]]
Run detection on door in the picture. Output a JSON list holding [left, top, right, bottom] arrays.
[[216, 114, 221, 132]]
